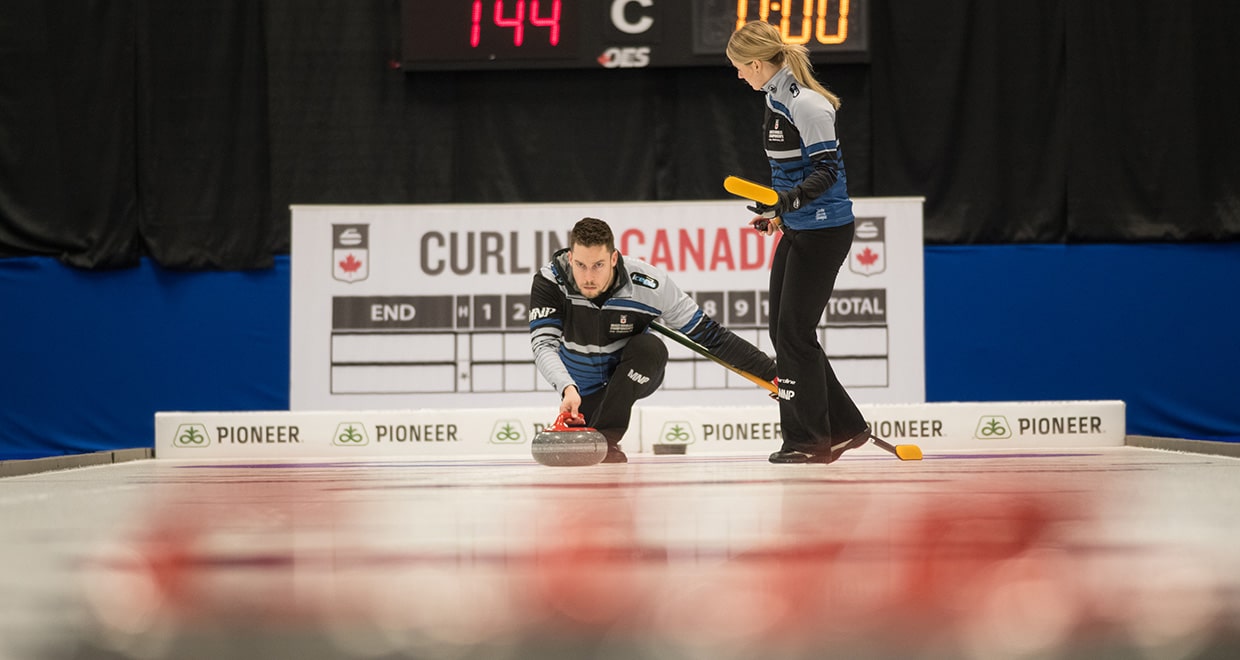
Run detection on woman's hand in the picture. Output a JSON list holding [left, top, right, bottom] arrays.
[[749, 216, 780, 235]]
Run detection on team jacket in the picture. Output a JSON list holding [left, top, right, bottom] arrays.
[[762, 67, 854, 230], [529, 249, 777, 397]]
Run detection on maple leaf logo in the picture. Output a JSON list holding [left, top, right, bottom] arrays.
[[856, 247, 880, 267], [339, 254, 363, 273], [332, 224, 369, 283]]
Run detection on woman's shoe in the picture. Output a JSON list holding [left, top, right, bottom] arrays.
[[768, 427, 872, 464]]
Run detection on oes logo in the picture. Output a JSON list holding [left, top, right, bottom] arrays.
[[598, 47, 650, 68]]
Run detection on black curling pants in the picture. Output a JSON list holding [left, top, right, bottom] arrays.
[[768, 223, 868, 451], [580, 332, 668, 447]]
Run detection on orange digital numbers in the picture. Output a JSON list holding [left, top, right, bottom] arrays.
[[734, 0, 850, 47]]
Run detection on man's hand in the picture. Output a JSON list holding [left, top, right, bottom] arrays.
[[560, 384, 584, 424]]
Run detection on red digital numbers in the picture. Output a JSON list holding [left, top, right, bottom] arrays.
[[470, 1, 562, 48], [492, 0, 524, 45], [528, 1, 562, 44]]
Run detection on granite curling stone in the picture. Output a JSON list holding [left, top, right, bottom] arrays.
[[532, 412, 608, 467]]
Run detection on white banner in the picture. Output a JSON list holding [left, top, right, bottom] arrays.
[[290, 199, 924, 411], [637, 400, 1127, 454], [156, 409, 547, 460], [154, 400, 1124, 459]]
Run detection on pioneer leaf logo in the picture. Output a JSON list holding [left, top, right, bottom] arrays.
[[491, 420, 526, 444], [334, 422, 369, 446], [333, 224, 369, 283], [975, 416, 1012, 440], [659, 422, 695, 445], [849, 217, 886, 276], [174, 424, 211, 448]]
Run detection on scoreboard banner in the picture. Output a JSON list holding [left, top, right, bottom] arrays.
[[290, 199, 924, 412]]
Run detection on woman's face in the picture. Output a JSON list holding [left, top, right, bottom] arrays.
[[733, 59, 772, 91]]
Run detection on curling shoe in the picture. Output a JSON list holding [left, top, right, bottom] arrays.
[[602, 444, 628, 463], [768, 427, 872, 464]]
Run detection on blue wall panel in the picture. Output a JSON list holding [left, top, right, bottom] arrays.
[[2, 244, 1237, 460], [0, 257, 289, 460], [924, 244, 1240, 442]]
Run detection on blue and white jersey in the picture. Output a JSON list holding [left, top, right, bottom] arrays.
[[529, 249, 775, 397], [762, 67, 854, 230]]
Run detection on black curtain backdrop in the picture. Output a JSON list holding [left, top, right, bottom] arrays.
[[0, 0, 143, 267], [136, 1, 273, 268], [1065, 2, 1240, 241], [870, 0, 1068, 243], [1, 0, 1237, 270]]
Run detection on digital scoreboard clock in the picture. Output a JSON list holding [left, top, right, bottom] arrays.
[[401, 0, 869, 70]]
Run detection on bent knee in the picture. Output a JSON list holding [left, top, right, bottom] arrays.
[[627, 332, 669, 361]]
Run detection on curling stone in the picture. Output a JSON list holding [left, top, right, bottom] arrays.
[[531, 412, 608, 467]]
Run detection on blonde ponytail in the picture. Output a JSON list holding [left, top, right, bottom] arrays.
[[726, 21, 841, 110], [781, 43, 841, 110]]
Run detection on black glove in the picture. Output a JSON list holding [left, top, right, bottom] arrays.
[[746, 188, 801, 219]]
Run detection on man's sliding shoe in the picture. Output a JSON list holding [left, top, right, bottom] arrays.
[[602, 444, 628, 463], [768, 427, 872, 464]]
